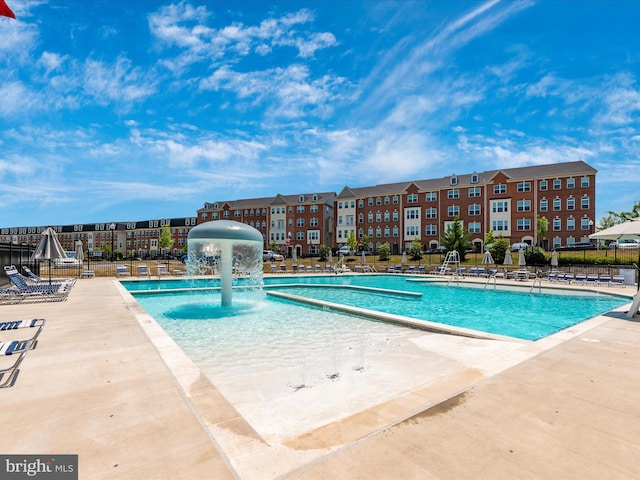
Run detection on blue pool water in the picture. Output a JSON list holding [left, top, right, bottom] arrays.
[[123, 274, 627, 341]]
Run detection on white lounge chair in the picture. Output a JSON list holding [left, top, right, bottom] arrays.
[[115, 265, 131, 277]]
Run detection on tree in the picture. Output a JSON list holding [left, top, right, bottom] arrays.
[[489, 237, 510, 264], [359, 235, 372, 253], [378, 243, 390, 261], [536, 216, 549, 249], [346, 231, 358, 253], [441, 217, 471, 261], [319, 245, 331, 261], [484, 229, 496, 247], [158, 225, 174, 257], [603, 201, 640, 226], [409, 237, 423, 260]]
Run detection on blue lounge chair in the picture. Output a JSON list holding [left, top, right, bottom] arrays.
[[116, 265, 131, 277], [418, 265, 425, 274], [4, 266, 71, 296], [574, 273, 586, 284], [137, 265, 150, 278], [22, 266, 75, 287], [585, 274, 599, 285], [599, 274, 611, 285], [0, 318, 44, 388], [610, 275, 625, 287], [315, 264, 323, 273], [270, 264, 278, 274]]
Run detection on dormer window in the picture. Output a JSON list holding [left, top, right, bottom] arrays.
[[450, 175, 458, 186], [312, 194, 318, 202], [471, 173, 479, 184], [299, 195, 305, 202]]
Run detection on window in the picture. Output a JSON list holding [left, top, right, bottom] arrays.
[[492, 220, 509, 232], [376, 197, 382, 205], [376, 227, 382, 237], [517, 200, 531, 212], [553, 217, 561, 231], [540, 199, 548, 212], [492, 201, 508, 213], [581, 195, 590, 209], [310, 204, 318, 213], [540, 180, 548, 191], [581, 218, 592, 231], [553, 198, 561, 211], [297, 231, 304, 240], [312, 194, 318, 202], [367, 212, 373, 222], [406, 226, 419, 236], [425, 207, 437, 219], [407, 194, 418, 203], [553, 179, 561, 189], [393, 196, 399, 204], [296, 205, 305, 213], [447, 205, 460, 217], [425, 192, 437, 202], [567, 177, 575, 189], [471, 173, 479, 184], [393, 211, 399, 221], [517, 181, 531, 192], [406, 209, 420, 219], [468, 222, 481, 234], [493, 184, 507, 194], [358, 228, 363, 238], [393, 227, 399, 237], [368, 198, 373, 206], [358, 213, 364, 223], [375, 212, 381, 222], [450, 175, 458, 185], [358, 199, 364, 208], [384, 211, 390, 222], [553, 237, 562, 249], [567, 217, 575, 231], [468, 204, 481, 216], [384, 226, 390, 237], [299, 195, 305, 202], [447, 189, 459, 199], [567, 197, 575, 210], [384, 196, 390, 205], [517, 219, 531, 231], [425, 225, 437, 235], [468, 187, 481, 197], [581, 176, 590, 188]]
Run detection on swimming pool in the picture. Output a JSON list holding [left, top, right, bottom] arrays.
[[124, 274, 627, 442], [124, 274, 627, 341]]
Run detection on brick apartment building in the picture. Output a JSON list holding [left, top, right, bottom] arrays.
[[0, 161, 596, 258]]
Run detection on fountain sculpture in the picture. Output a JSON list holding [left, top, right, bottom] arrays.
[[186, 220, 263, 306]]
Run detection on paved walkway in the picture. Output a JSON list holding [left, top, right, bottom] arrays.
[[1, 277, 639, 479]]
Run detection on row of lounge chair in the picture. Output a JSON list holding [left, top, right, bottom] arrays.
[[116, 264, 185, 278], [271, 264, 331, 274], [0, 318, 45, 388], [1, 266, 75, 304], [547, 272, 626, 286]]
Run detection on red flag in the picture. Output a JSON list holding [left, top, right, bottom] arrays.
[[0, 0, 16, 19]]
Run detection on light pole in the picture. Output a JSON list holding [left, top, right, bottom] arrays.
[[110, 223, 116, 261]]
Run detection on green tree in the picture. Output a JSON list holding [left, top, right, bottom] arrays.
[[359, 235, 372, 253], [409, 237, 423, 260], [603, 201, 640, 226], [489, 237, 510, 264], [536, 216, 549, 249], [347, 231, 358, 253], [484, 229, 496, 247], [319, 245, 331, 261], [441, 217, 471, 261], [270, 240, 278, 252], [159, 225, 174, 257], [378, 243, 390, 261]]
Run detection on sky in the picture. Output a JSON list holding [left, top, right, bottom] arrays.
[[1, 0, 639, 229]]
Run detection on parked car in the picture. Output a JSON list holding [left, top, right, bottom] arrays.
[[556, 241, 597, 251], [609, 239, 640, 249], [510, 242, 530, 250], [355, 250, 370, 256], [336, 246, 351, 256], [263, 250, 284, 262]]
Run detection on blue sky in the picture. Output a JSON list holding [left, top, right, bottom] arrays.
[[1, 0, 639, 228]]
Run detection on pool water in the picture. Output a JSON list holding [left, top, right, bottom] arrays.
[[125, 274, 626, 341]]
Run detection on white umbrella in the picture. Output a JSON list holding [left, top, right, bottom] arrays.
[[75, 240, 84, 263], [503, 249, 513, 265], [31, 227, 67, 283], [401, 251, 407, 264], [292, 248, 297, 264], [482, 250, 494, 264], [589, 218, 640, 241], [550, 250, 558, 268], [518, 249, 526, 267], [361, 251, 366, 264]]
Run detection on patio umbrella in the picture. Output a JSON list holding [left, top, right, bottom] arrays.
[[482, 250, 494, 265], [75, 240, 84, 263], [292, 248, 297, 264], [590, 218, 640, 291], [589, 218, 640, 241], [503, 249, 513, 265], [550, 250, 558, 269], [31, 227, 67, 283], [401, 251, 407, 264], [518, 248, 526, 267], [361, 251, 366, 264]]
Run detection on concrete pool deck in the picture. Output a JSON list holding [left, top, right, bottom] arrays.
[[1, 276, 639, 479]]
